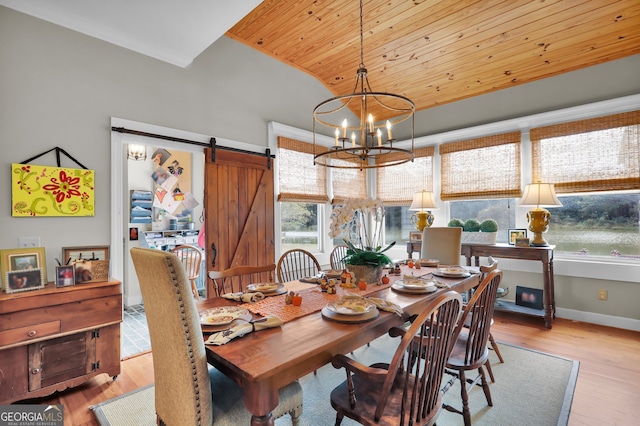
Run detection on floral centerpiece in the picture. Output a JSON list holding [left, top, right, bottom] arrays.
[[329, 198, 395, 283]]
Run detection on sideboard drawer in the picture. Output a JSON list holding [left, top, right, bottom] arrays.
[[0, 321, 61, 346]]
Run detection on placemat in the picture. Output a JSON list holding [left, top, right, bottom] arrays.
[[239, 281, 393, 323]]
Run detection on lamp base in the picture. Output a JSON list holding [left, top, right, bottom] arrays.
[[527, 208, 551, 247], [410, 211, 434, 232]]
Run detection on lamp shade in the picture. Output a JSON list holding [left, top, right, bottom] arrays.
[[519, 182, 562, 208], [409, 190, 439, 211]]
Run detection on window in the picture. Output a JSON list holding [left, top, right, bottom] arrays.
[[384, 206, 413, 245], [280, 202, 320, 252], [450, 199, 517, 244], [277, 137, 328, 254], [546, 192, 640, 258]]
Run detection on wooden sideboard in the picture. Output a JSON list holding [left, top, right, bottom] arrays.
[[407, 241, 556, 328], [0, 279, 122, 404]]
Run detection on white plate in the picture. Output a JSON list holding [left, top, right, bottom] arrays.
[[246, 282, 283, 293], [200, 306, 249, 326], [391, 282, 438, 294], [398, 279, 438, 290], [326, 298, 377, 316], [433, 267, 471, 278]]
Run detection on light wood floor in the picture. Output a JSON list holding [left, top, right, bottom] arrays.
[[28, 312, 640, 426]]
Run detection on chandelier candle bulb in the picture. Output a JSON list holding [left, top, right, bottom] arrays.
[[368, 114, 374, 132], [386, 120, 392, 140], [351, 132, 356, 147], [342, 119, 348, 138], [334, 128, 339, 146], [377, 129, 382, 146]]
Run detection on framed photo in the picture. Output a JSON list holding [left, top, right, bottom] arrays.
[[508, 229, 527, 245], [515, 286, 544, 310], [409, 231, 422, 242], [61, 246, 110, 283], [61, 245, 110, 263], [56, 265, 76, 287], [4, 268, 45, 293], [0, 247, 48, 284]]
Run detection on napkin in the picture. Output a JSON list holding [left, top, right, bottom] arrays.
[[342, 293, 403, 316], [299, 276, 320, 284], [205, 315, 283, 346], [222, 292, 265, 303]]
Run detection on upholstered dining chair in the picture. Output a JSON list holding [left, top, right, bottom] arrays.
[[130, 247, 303, 425], [329, 291, 463, 426], [329, 244, 349, 270], [207, 264, 276, 297], [420, 226, 463, 266], [277, 249, 321, 283], [441, 269, 503, 426], [170, 244, 203, 300]]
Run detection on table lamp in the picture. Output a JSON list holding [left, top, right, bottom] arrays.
[[518, 182, 562, 246], [409, 190, 439, 232]]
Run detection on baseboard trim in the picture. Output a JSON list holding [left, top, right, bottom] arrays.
[[556, 307, 640, 332]]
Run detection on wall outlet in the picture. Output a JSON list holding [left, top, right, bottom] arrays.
[[18, 236, 41, 248], [598, 289, 608, 301]]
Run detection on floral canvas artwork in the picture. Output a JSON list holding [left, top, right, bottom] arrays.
[[11, 163, 95, 217]]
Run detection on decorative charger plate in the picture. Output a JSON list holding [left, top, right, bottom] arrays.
[[199, 306, 249, 326], [246, 282, 283, 293], [391, 282, 438, 294], [432, 267, 471, 278], [419, 259, 439, 267], [326, 298, 376, 316]]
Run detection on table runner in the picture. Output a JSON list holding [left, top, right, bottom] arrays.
[[239, 280, 394, 323]]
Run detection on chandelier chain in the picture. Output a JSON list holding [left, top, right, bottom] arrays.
[[359, 0, 364, 68]]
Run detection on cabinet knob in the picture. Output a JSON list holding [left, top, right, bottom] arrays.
[[27, 330, 37, 337], [31, 368, 40, 375]]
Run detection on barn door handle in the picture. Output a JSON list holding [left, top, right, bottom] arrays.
[[210, 243, 217, 267]]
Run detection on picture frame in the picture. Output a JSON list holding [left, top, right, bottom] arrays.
[[0, 247, 48, 284], [61, 246, 110, 283], [55, 265, 76, 287], [515, 285, 544, 310], [508, 229, 527, 245], [4, 268, 45, 293], [409, 231, 422, 242]]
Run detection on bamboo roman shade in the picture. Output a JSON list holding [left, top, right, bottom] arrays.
[[377, 147, 435, 205], [530, 110, 640, 193], [331, 159, 367, 203], [440, 132, 521, 201], [277, 137, 329, 203]]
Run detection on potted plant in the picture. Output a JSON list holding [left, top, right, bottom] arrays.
[[449, 218, 498, 244], [329, 198, 393, 284]]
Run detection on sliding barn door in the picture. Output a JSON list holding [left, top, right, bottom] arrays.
[[203, 147, 275, 296]]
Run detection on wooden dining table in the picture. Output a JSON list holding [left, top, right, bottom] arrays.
[[197, 266, 479, 426]]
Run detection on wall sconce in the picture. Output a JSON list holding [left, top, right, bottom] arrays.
[[127, 144, 147, 161], [409, 190, 439, 232], [518, 182, 562, 246]]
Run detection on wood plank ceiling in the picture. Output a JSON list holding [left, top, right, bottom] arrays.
[[227, 0, 640, 114]]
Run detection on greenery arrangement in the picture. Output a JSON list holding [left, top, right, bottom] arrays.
[[329, 198, 394, 267], [448, 218, 498, 232]]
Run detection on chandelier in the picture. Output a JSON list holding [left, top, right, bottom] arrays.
[[312, 0, 415, 170]]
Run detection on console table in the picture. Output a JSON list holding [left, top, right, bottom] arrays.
[[407, 241, 556, 328]]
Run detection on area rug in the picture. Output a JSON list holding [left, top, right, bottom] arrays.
[[91, 336, 578, 426]]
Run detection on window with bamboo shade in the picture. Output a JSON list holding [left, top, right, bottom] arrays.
[[530, 110, 640, 194], [440, 132, 522, 201], [277, 137, 329, 203], [331, 159, 367, 204], [377, 147, 435, 206]]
